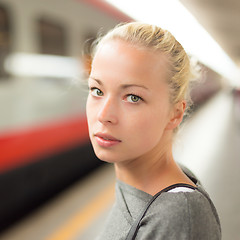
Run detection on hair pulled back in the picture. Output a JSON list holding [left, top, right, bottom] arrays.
[[92, 22, 196, 110]]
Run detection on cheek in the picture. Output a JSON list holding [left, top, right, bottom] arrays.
[[125, 109, 167, 148], [86, 97, 95, 129], [86, 98, 90, 122]]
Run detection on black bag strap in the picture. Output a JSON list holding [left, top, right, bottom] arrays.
[[125, 183, 197, 240]]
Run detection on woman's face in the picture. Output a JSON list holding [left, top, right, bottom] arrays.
[[86, 40, 173, 164]]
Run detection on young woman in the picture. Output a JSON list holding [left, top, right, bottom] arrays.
[[86, 22, 221, 239]]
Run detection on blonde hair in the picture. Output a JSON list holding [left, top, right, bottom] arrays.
[[92, 22, 197, 111]]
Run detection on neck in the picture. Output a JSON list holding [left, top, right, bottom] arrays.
[[114, 135, 195, 195]]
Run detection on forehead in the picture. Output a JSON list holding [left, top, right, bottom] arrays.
[[91, 40, 169, 89]]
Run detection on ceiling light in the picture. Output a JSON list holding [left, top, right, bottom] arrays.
[[105, 0, 240, 87]]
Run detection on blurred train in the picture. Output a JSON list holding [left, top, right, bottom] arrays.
[[0, 0, 222, 232]]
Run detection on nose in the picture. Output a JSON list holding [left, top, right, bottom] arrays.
[[97, 97, 118, 125]]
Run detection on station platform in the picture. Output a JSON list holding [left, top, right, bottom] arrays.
[[0, 89, 239, 240]]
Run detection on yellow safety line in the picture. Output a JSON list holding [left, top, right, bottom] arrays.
[[45, 183, 115, 240]]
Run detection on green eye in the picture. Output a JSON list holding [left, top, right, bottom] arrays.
[[91, 88, 103, 97], [127, 94, 141, 103]]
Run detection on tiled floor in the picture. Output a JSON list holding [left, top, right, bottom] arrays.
[[0, 89, 239, 240]]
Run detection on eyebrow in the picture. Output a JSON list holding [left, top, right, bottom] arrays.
[[89, 77, 149, 91]]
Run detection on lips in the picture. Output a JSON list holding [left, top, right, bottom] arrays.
[[94, 133, 121, 147]]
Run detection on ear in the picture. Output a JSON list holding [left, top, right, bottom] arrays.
[[165, 101, 186, 130]]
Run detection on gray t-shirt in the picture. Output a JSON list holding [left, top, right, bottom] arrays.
[[97, 167, 221, 240]]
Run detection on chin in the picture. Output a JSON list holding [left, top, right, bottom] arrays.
[[96, 155, 119, 163], [94, 150, 123, 164]]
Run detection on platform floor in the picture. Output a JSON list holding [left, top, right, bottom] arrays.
[[0, 90, 239, 240]]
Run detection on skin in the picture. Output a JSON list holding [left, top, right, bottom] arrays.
[[86, 39, 195, 195]]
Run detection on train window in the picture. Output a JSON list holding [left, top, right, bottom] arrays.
[[37, 18, 67, 56], [0, 5, 11, 78]]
